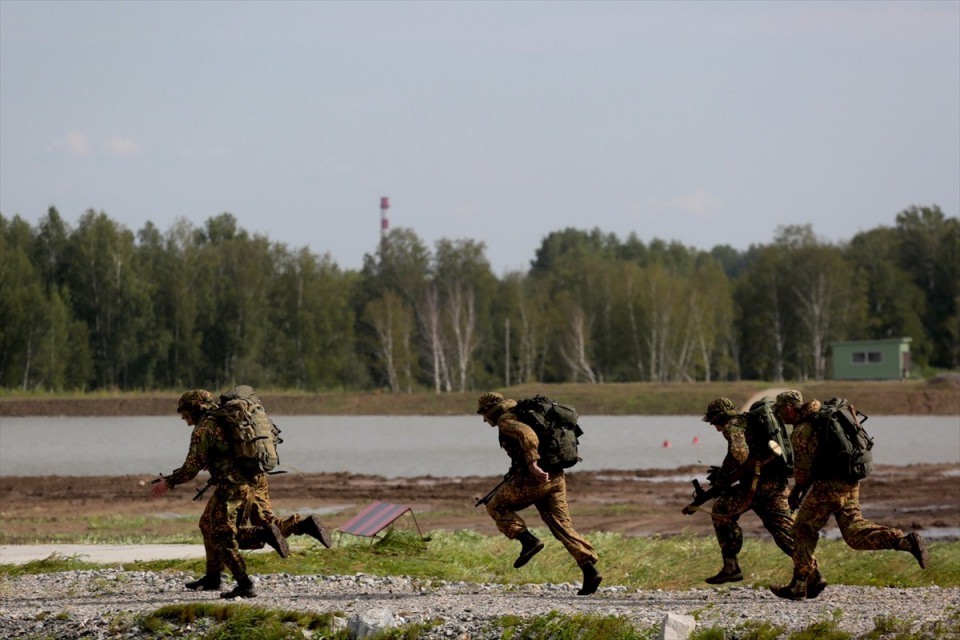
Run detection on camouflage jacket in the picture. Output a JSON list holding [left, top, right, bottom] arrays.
[[789, 399, 825, 490], [165, 412, 244, 488], [497, 411, 542, 475]]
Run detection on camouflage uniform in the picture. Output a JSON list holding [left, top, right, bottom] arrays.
[[164, 390, 286, 597], [698, 398, 794, 584], [165, 403, 253, 585], [770, 390, 928, 600], [477, 392, 601, 595]]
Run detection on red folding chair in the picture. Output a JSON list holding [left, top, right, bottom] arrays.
[[336, 501, 424, 544]]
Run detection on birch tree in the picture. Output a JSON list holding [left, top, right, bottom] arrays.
[[433, 238, 495, 391], [773, 225, 854, 380], [419, 283, 452, 392], [364, 291, 415, 392], [557, 297, 598, 382]]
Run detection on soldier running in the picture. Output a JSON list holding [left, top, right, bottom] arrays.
[[693, 397, 795, 585], [476, 391, 602, 596], [769, 390, 929, 600]]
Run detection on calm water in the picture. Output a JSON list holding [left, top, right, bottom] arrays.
[[1, 415, 957, 477]]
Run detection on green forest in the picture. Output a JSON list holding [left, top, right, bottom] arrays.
[[1, 204, 956, 393]]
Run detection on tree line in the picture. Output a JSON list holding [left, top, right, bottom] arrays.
[[1, 205, 956, 393]]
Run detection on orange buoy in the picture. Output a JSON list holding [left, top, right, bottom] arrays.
[[662, 439, 671, 448], [692, 436, 700, 445]]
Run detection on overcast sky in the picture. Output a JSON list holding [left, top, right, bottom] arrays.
[[2, 0, 957, 274]]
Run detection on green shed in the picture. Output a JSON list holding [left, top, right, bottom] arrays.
[[830, 338, 912, 380]]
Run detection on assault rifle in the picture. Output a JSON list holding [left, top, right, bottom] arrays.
[[681, 442, 782, 515], [681, 466, 741, 515], [474, 472, 513, 507]]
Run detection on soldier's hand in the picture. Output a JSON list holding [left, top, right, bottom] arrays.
[[528, 461, 549, 483], [151, 477, 170, 498]]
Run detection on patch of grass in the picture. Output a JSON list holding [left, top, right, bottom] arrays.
[[139, 603, 443, 639], [921, 606, 960, 640], [859, 614, 919, 639], [731, 620, 787, 640], [784, 612, 852, 640], [693, 615, 859, 640], [0, 552, 104, 577], [86, 514, 150, 531], [498, 611, 655, 640], [857, 607, 960, 640], [0, 512, 201, 545], [142, 603, 348, 639]]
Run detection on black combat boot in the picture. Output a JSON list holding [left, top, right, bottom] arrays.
[[903, 532, 928, 569], [806, 569, 828, 599], [220, 576, 257, 599], [260, 523, 290, 558], [185, 573, 222, 591], [770, 572, 807, 601], [577, 561, 603, 596], [296, 514, 333, 548], [705, 556, 743, 584], [513, 530, 545, 569]]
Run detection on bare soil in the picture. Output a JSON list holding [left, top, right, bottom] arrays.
[[1, 464, 956, 543]]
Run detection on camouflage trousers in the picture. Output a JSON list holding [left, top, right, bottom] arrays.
[[486, 472, 598, 567], [198, 482, 253, 580], [237, 475, 306, 549], [792, 480, 904, 579], [711, 475, 795, 559]]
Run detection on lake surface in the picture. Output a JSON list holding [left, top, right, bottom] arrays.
[[1, 415, 957, 477]]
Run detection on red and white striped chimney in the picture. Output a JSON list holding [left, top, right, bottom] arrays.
[[380, 196, 390, 250]]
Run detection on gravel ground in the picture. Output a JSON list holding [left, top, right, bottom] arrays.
[[1, 570, 957, 639]]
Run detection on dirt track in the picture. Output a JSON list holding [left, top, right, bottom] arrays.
[[2, 464, 957, 543]]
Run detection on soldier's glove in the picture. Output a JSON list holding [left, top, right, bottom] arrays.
[[706, 465, 727, 488], [788, 486, 805, 511]]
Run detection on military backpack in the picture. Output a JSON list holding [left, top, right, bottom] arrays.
[[813, 397, 873, 482], [510, 394, 583, 473], [212, 385, 283, 480], [744, 397, 794, 477]]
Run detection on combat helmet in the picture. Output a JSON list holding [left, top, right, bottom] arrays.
[[773, 390, 803, 411], [476, 391, 505, 416], [177, 389, 216, 414], [702, 397, 738, 423]]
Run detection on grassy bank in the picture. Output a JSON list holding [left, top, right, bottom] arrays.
[[3, 529, 956, 590], [1, 379, 958, 416]]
